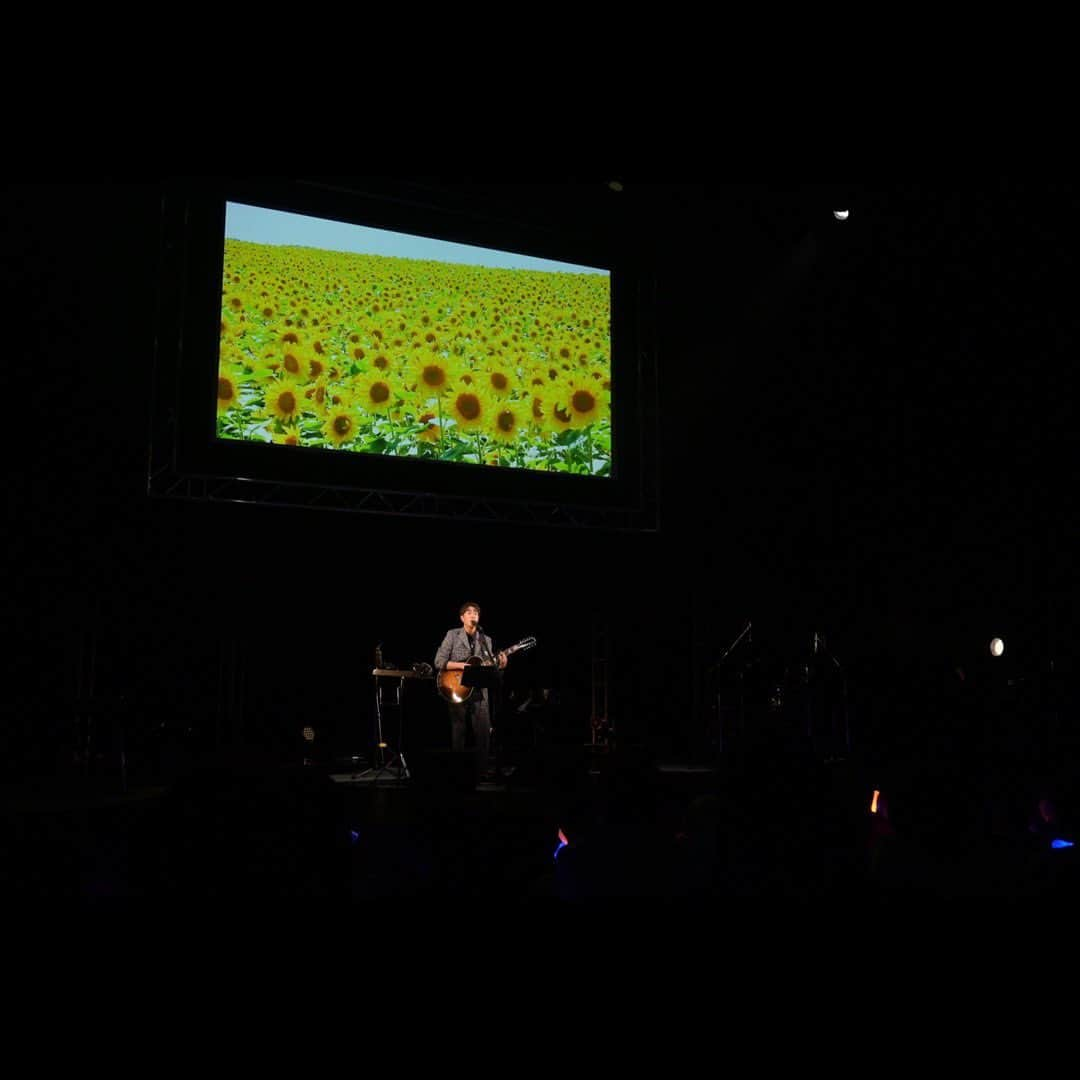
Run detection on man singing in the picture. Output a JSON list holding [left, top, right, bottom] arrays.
[[434, 602, 507, 782]]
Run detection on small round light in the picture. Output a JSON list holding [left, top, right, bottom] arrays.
[[990, 638, 1005, 657], [833, 209, 850, 221]]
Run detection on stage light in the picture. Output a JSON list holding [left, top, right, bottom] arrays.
[[870, 789, 880, 814], [833, 209, 850, 221], [1051, 838, 1074, 849], [302, 726, 315, 742], [990, 638, 1005, 657]]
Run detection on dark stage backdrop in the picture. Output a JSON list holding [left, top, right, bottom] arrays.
[[7, 180, 1079, 776]]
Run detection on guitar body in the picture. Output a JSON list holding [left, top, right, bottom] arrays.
[[437, 656, 484, 704], [436, 636, 537, 704]]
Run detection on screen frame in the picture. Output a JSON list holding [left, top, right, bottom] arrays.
[[152, 177, 657, 525]]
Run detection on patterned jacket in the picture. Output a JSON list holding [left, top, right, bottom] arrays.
[[434, 627, 496, 672]]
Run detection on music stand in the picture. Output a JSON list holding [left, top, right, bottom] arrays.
[[461, 665, 499, 693], [462, 664, 502, 780]]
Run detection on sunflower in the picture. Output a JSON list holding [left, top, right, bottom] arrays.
[[525, 393, 546, 430], [216, 371, 242, 413], [271, 425, 304, 448], [303, 380, 330, 416], [222, 289, 248, 316], [323, 408, 359, 446], [480, 365, 515, 399], [307, 352, 329, 381], [551, 341, 576, 370], [355, 373, 395, 415], [489, 402, 523, 444], [417, 421, 442, 444], [264, 380, 304, 424], [218, 341, 250, 377], [220, 313, 243, 345], [413, 356, 453, 399], [447, 388, 489, 432], [545, 399, 575, 437], [278, 345, 309, 381], [533, 360, 562, 384], [254, 294, 278, 321], [562, 374, 607, 429]]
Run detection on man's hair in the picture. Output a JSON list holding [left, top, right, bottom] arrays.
[[459, 601, 482, 617]]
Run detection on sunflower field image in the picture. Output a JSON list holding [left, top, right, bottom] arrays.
[[215, 206, 612, 476]]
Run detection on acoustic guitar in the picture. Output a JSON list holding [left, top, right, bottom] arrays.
[[437, 636, 537, 703]]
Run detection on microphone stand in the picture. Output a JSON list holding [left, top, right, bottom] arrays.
[[478, 626, 500, 783], [825, 645, 849, 752], [715, 621, 752, 668], [713, 621, 752, 753], [810, 633, 847, 752]]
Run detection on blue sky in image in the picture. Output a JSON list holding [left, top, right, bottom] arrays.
[[226, 203, 608, 276]]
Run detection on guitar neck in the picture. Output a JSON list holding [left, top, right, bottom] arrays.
[[503, 637, 535, 659]]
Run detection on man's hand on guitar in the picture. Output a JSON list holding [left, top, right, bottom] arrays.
[[435, 637, 536, 703]]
